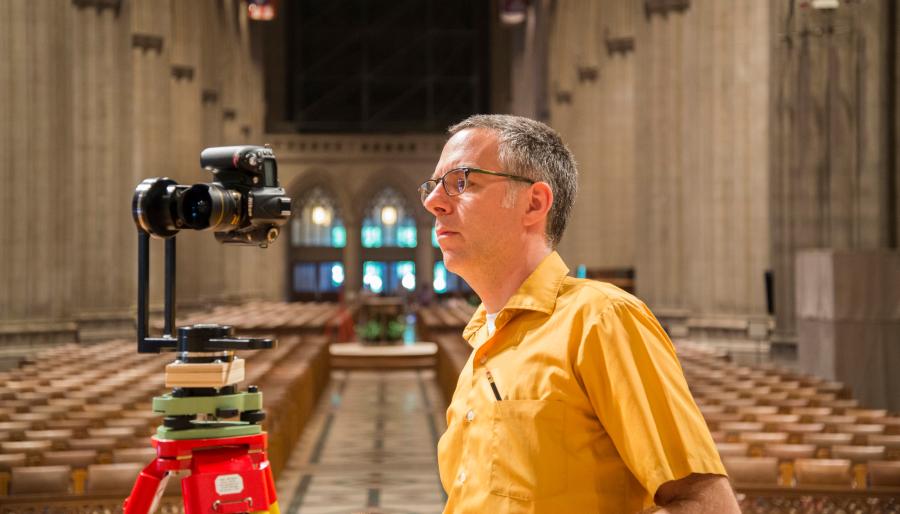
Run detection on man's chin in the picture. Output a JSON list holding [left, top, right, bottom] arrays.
[[441, 252, 464, 275]]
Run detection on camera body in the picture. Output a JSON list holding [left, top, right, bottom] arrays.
[[133, 145, 292, 247]]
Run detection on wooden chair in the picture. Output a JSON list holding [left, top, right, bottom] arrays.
[[88, 426, 138, 440], [763, 443, 817, 485], [112, 447, 157, 464], [793, 458, 853, 487], [9, 465, 71, 494], [836, 423, 886, 444], [703, 412, 743, 430], [0, 453, 27, 472], [42, 449, 99, 468], [67, 437, 118, 452], [826, 399, 860, 412], [867, 434, 900, 459], [1, 440, 52, 463], [719, 421, 764, 438], [86, 462, 144, 493], [770, 398, 810, 410], [10, 413, 53, 428], [0, 421, 31, 439], [803, 433, 855, 458], [736, 405, 778, 420], [24, 429, 73, 449], [755, 413, 801, 427], [845, 408, 888, 422], [868, 460, 900, 488], [738, 432, 789, 455], [763, 443, 817, 460], [722, 456, 779, 486], [28, 405, 70, 416], [43, 418, 95, 432], [777, 423, 825, 443], [831, 445, 888, 486], [875, 416, 900, 435], [791, 406, 833, 419], [810, 414, 856, 428], [715, 442, 749, 457]]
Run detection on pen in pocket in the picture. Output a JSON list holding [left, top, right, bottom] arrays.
[[485, 369, 502, 401]]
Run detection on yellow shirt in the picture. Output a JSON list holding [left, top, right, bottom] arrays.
[[437, 252, 726, 514]]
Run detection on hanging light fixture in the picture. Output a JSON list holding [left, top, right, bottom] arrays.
[[381, 205, 398, 226], [311, 205, 330, 226]]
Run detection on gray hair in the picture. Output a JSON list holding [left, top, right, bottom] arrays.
[[448, 114, 578, 248]]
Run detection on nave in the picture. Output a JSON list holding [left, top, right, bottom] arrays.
[[277, 370, 447, 514]]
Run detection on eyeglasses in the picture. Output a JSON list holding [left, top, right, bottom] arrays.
[[418, 167, 535, 204]]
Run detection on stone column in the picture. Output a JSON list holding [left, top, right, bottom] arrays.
[[416, 222, 435, 298], [795, 250, 900, 410], [343, 221, 363, 297]]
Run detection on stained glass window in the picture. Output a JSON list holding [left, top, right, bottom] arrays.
[[363, 260, 416, 295], [361, 188, 416, 248], [292, 186, 345, 248]]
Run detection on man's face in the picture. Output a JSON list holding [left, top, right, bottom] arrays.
[[424, 129, 524, 276]]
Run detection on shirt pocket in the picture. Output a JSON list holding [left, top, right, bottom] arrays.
[[489, 399, 567, 500]]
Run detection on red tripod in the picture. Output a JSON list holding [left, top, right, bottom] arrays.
[[123, 432, 279, 514]]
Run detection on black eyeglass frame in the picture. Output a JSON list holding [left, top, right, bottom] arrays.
[[418, 167, 535, 204]]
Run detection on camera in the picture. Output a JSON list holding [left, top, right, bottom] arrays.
[[132, 145, 292, 247]]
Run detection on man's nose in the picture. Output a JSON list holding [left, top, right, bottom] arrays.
[[423, 185, 451, 216]]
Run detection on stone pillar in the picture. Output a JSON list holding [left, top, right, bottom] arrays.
[[795, 250, 900, 410], [770, 0, 895, 345], [416, 223, 435, 298], [343, 222, 362, 296]]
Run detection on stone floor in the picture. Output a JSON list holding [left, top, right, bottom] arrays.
[[276, 369, 448, 514]]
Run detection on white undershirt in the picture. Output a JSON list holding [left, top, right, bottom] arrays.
[[485, 311, 499, 337]]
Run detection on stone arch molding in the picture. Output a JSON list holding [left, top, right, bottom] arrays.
[[285, 168, 356, 226], [354, 166, 431, 227]]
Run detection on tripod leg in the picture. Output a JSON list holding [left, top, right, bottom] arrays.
[[264, 463, 280, 514], [123, 458, 171, 514]]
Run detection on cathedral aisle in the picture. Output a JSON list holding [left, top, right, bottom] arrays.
[[277, 369, 449, 514]]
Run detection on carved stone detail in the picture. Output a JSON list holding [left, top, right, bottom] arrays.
[[132, 33, 164, 54], [71, 0, 122, 13], [605, 34, 635, 56], [202, 89, 219, 104], [171, 64, 195, 81], [645, 0, 690, 17], [577, 66, 599, 83]]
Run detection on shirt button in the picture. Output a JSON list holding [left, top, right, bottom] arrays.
[[458, 470, 467, 483], [466, 409, 475, 422]]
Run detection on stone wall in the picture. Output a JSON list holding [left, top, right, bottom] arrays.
[[0, 0, 271, 352], [540, 0, 772, 339]]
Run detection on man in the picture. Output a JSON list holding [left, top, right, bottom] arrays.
[[420, 114, 739, 513]]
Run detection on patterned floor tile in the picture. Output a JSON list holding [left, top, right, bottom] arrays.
[[277, 369, 448, 514]]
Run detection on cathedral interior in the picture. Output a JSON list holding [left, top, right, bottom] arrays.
[[0, 0, 899, 512]]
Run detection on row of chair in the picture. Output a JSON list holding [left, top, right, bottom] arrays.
[[0, 302, 335, 501]]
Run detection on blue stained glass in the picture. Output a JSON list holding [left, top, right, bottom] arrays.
[[433, 261, 448, 293], [332, 225, 346, 248], [362, 224, 383, 248], [330, 263, 345, 286], [395, 261, 416, 291], [397, 223, 417, 248], [363, 261, 386, 293]]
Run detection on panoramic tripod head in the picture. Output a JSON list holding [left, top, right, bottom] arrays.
[[130, 145, 292, 439]]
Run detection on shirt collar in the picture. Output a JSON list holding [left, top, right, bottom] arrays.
[[462, 251, 570, 342]]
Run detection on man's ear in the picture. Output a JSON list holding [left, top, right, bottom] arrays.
[[522, 182, 553, 227]]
